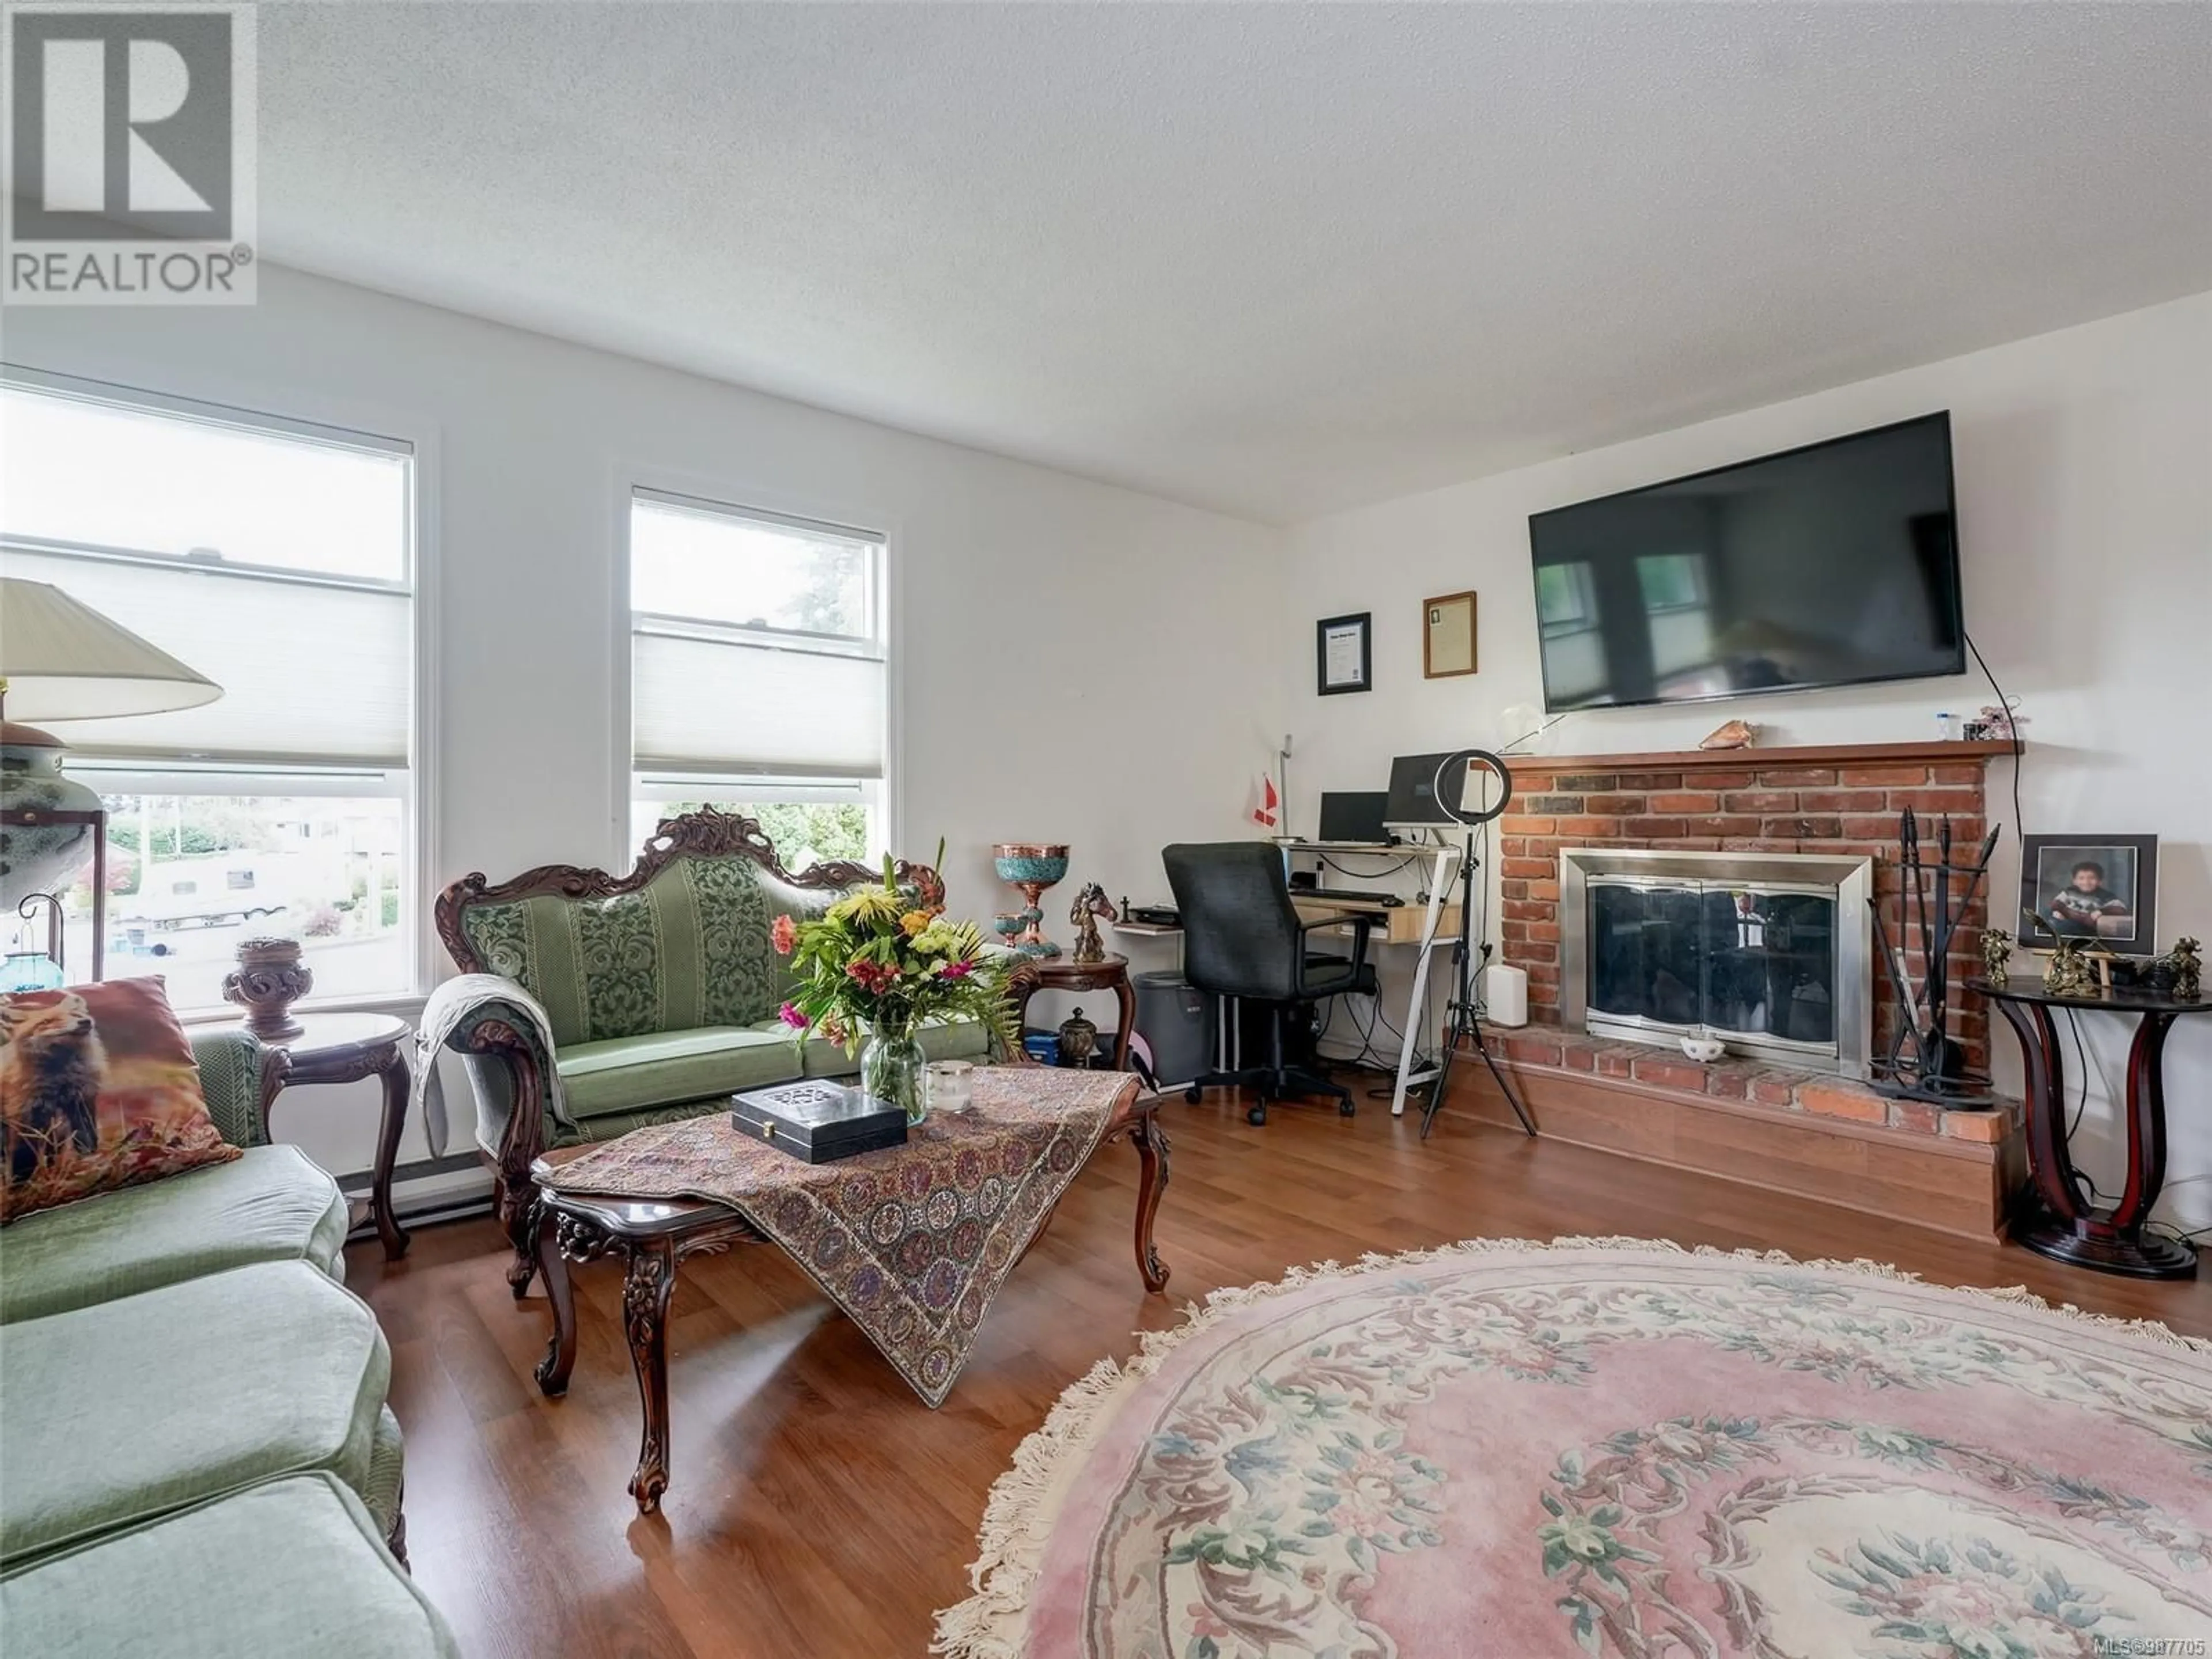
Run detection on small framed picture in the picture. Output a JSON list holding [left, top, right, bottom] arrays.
[[1423, 590, 1478, 679], [2017, 834, 2158, 950], [1317, 612, 1372, 696]]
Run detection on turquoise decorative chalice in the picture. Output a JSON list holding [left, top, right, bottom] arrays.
[[991, 843, 1070, 957]]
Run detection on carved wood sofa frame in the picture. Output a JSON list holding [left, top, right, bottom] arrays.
[[432, 809, 957, 1299]]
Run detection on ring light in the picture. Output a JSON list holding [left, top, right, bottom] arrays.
[[1433, 748, 1513, 827]]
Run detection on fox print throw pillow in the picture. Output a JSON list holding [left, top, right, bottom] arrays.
[[1, 976, 239, 1224]]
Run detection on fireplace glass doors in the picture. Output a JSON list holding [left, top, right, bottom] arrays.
[[1588, 880, 1839, 1047], [1562, 850, 1874, 1077]]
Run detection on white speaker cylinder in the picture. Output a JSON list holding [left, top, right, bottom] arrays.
[[1484, 963, 1529, 1028]]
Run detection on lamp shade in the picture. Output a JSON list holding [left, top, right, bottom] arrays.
[[0, 577, 223, 720]]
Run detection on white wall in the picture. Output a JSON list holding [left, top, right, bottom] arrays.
[[1284, 293, 2212, 1233], [5, 264, 1283, 1188]]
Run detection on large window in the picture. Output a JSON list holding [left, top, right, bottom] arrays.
[[627, 490, 887, 864], [1, 376, 418, 1009]]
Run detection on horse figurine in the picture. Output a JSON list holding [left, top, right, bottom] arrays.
[[1069, 883, 1118, 965]]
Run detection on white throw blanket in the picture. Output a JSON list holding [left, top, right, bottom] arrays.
[[412, 974, 572, 1157]]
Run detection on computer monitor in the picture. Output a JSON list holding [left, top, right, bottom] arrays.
[[1385, 752, 1474, 829], [1317, 791, 1390, 844]]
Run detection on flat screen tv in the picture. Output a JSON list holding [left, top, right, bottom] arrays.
[[1528, 412, 1963, 713]]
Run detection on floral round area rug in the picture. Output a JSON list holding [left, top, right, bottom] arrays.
[[935, 1239, 2212, 1659]]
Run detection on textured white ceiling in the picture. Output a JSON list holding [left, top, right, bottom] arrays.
[[255, 3, 2212, 522]]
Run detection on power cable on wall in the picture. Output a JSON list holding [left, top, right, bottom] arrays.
[[1963, 631, 2025, 862]]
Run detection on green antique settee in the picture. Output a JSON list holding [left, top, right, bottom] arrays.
[[0, 1027, 459, 1659], [430, 810, 995, 1297]]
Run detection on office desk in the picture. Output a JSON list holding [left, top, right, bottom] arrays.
[[1281, 840, 1462, 1118], [1291, 897, 1461, 947], [1118, 842, 1463, 1115]]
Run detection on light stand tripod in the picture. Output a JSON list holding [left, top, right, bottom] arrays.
[[1419, 750, 1537, 1141]]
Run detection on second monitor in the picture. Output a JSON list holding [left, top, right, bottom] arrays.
[[1385, 752, 1480, 830]]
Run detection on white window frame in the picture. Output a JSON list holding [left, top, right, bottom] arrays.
[[1, 365, 437, 1011], [614, 474, 899, 869], [631, 485, 885, 659]]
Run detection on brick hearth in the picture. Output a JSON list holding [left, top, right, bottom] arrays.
[[1457, 1020, 2027, 1238], [1494, 739, 2014, 1077], [1484, 1024, 2019, 1144]]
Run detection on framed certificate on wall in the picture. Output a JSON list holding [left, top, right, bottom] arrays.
[[1317, 612, 1372, 695], [1424, 590, 1477, 678]]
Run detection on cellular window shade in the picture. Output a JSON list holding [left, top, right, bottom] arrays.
[[633, 631, 884, 778], [3, 549, 410, 767]]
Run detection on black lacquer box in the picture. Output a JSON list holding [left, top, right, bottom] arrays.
[[729, 1080, 908, 1163]]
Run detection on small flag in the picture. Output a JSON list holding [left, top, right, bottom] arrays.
[[1251, 772, 1280, 829]]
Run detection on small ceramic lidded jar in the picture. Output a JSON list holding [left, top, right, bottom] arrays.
[[1056, 1007, 1100, 1069], [222, 937, 313, 1040]]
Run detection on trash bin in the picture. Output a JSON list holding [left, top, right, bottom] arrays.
[[1134, 970, 1214, 1087]]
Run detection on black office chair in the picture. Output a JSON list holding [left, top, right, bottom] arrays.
[[1162, 842, 1378, 1126]]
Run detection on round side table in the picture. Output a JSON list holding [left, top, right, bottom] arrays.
[[257, 1011, 414, 1260], [1007, 953, 1138, 1071], [1972, 975, 2207, 1281]]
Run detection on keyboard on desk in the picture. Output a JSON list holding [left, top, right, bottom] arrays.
[[1294, 887, 1406, 907]]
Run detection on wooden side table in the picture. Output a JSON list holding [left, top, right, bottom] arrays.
[[1007, 952, 1138, 1070], [1972, 976, 2208, 1281], [259, 1011, 414, 1260]]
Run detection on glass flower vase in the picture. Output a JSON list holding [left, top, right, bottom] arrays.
[[862, 1025, 928, 1125]]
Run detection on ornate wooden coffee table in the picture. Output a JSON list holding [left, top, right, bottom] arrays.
[[529, 1083, 1169, 1514]]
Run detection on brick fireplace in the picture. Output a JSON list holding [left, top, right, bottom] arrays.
[[1495, 739, 2012, 1079], [1456, 738, 2022, 1238]]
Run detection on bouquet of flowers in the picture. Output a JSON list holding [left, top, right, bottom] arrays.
[[772, 851, 1018, 1120]]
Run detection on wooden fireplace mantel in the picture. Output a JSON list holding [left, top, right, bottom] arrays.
[[1500, 738, 2016, 775]]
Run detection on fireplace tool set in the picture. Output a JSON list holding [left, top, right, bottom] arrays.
[[1869, 806, 2002, 1106]]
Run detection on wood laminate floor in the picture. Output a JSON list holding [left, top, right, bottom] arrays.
[[350, 1088, 2211, 1659]]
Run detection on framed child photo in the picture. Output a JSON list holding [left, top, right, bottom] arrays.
[[2017, 834, 2158, 950]]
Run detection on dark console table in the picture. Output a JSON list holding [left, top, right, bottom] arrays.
[[1973, 976, 2206, 1281]]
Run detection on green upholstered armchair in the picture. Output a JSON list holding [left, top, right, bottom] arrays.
[[188, 1026, 291, 1149], [430, 809, 995, 1296]]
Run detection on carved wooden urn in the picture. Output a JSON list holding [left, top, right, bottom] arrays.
[[222, 937, 313, 1040]]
